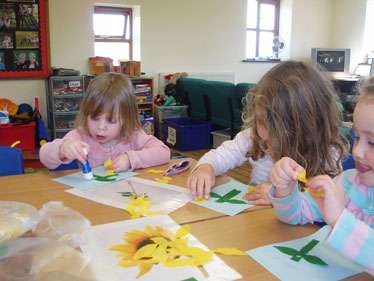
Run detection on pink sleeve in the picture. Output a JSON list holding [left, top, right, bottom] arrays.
[[126, 130, 170, 170], [39, 130, 83, 169]]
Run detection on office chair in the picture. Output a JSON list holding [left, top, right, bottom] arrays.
[[0, 146, 25, 176]]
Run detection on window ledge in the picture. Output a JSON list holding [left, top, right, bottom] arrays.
[[242, 58, 280, 63]]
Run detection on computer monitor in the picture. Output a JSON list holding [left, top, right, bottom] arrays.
[[311, 48, 351, 78]]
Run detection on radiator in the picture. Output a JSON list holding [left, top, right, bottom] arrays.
[[158, 72, 235, 96]]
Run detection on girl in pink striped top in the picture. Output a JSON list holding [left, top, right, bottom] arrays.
[[269, 77, 374, 275]]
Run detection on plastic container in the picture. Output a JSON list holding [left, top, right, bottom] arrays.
[[154, 105, 188, 139], [0, 121, 36, 150], [163, 117, 211, 151], [211, 129, 231, 148]]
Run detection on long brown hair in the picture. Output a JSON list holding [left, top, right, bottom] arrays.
[[242, 60, 345, 177], [75, 72, 141, 143]]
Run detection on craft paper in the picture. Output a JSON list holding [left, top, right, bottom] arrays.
[[66, 177, 193, 214], [246, 225, 364, 281], [80, 215, 242, 281], [53, 166, 138, 191], [192, 181, 254, 216]]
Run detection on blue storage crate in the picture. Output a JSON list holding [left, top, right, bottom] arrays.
[[163, 117, 211, 151]]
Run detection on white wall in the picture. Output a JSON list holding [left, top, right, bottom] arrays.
[[0, 0, 368, 129]]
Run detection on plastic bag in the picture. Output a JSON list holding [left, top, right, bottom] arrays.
[[32, 201, 91, 249], [0, 201, 40, 244], [0, 237, 109, 281]]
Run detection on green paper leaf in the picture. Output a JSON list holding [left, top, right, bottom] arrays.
[[303, 254, 328, 266], [274, 246, 300, 256], [299, 239, 319, 255], [291, 255, 302, 262], [209, 192, 221, 199], [226, 199, 247, 204], [220, 189, 241, 201]]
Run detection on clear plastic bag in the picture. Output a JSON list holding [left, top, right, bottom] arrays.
[[0, 237, 109, 281], [32, 201, 91, 249], [0, 201, 40, 244]]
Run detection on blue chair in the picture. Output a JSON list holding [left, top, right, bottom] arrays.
[[0, 146, 25, 176], [342, 154, 355, 170], [49, 160, 79, 171]]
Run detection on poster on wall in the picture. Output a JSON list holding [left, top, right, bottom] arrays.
[[0, 0, 49, 79]]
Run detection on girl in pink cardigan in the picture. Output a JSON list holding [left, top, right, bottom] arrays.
[[40, 72, 170, 171]]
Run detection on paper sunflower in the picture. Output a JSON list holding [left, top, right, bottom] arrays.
[[109, 224, 245, 279]]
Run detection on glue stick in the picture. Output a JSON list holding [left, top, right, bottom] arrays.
[[80, 148, 93, 180]]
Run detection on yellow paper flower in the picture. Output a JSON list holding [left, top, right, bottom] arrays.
[[110, 224, 245, 279], [248, 185, 255, 192], [125, 194, 163, 219], [194, 198, 209, 203], [297, 170, 306, 183], [147, 169, 166, 174], [304, 187, 324, 197], [155, 176, 172, 183], [104, 158, 112, 168]]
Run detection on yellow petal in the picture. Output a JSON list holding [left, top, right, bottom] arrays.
[[136, 262, 153, 279], [176, 224, 190, 238], [134, 243, 158, 260], [106, 169, 115, 175], [145, 210, 164, 216], [151, 237, 169, 246], [304, 187, 324, 197], [155, 178, 169, 183], [163, 176, 172, 181], [194, 197, 209, 203], [164, 258, 194, 267], [297, 170, 306, 183], [189, 251, 214, 266], [147, 169, 166, 174], [214, 248, 246, 256], [104, 158, 112, 168], [248, 185, 255, 192]]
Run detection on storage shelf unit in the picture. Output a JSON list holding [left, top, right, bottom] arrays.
[[46, 75, 85, 139], [131, 77, 154, 120]]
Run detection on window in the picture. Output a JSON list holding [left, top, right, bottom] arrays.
[[246, 0, 280, 59], [94, 6, 132, 66]]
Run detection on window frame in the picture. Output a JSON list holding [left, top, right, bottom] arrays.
[[94, 6, 133, 60], [246, 0, 280, 59]]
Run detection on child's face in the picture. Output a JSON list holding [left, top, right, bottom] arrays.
[[87, 112, 122, 147], [352, 101, 374, 187]]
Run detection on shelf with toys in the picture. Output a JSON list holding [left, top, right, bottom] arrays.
[[46, 75, 85, 139]]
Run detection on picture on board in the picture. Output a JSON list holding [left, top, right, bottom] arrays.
[[0, 3, 16, 29], [15, 30, 38, 48], [14, 49, 39, 70], [0, 31, 13, 48], [18, 3, 38, 29], [0, 0, 49, 78], [0, 51, 5, 70]]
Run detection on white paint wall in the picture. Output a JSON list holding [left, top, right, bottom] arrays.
[[0, 0, 368, 128]]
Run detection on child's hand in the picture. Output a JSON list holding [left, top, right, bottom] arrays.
[[187, 164, 215, 200], [59, 140, 90, 164], [110, 154, 131, 172], [243, 183, 272, 205], [306, 175, 345, 227], [270, 157, 304, 197]]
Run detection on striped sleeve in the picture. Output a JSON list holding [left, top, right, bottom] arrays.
[[326, 209, 374, 276], [269, 184, 324, 225]]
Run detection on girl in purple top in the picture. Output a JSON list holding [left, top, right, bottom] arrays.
[[40, 72, 170, 171]]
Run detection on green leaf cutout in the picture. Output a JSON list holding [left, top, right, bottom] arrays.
[[273, 239, 328, 266], [93, 174, 119, 182], [210, 189, 247, 204]]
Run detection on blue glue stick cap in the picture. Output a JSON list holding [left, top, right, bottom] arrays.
[[80, 148, 93, 180]]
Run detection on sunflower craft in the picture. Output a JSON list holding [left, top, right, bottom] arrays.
[[109, 224, 245, 279], [297, 170, 324, 197]]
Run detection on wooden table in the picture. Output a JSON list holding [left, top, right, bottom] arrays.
[[0, 159, 370, 280]]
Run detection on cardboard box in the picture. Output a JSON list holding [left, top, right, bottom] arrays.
[[0, 121, 36, 150], [120, 61, 141, 76]]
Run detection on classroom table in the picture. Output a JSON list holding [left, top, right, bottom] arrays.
[[0, 159, 370, 280]]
